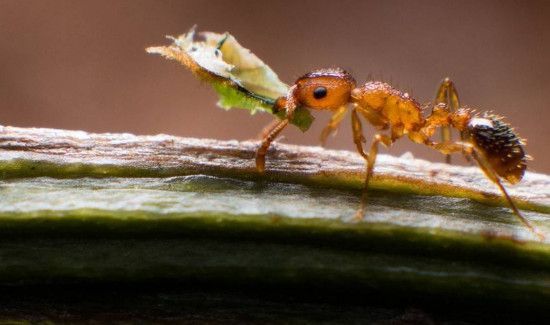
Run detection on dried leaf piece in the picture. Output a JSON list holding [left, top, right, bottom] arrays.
[[147, 27, 314, 131]]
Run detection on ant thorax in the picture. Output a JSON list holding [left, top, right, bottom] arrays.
[[350, 81, 424, 133]]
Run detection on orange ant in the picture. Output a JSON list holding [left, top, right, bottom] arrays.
[[255, 68, 544, 240]]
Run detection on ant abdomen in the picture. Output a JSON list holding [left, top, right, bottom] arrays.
[[467, 115, 527, 184]]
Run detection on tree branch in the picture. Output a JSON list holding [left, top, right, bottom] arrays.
[[1, 125, 548, 212], [1, 125, 550, 314]]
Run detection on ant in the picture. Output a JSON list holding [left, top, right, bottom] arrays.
[[255, 68, 545, 241]]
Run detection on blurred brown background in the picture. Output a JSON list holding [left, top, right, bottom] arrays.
[[1, 0, 549, 173]]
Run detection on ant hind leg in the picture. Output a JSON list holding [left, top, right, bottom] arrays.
[[428, 141, 545, 241], [470, 150, 545, 241], [434, 78, 460, 163]]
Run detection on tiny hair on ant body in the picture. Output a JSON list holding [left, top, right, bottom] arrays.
[[255, 68, 544, 240]]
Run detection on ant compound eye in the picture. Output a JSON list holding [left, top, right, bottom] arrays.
[[313, 86, 327, 99], [295, 69, 355, 109]]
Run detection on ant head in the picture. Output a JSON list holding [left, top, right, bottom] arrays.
[[293, 68, 356, 110]]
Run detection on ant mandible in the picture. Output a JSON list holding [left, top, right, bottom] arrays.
[[255, 68, 545, 241]]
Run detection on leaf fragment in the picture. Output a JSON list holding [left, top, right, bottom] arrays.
[[147, 27, 314, 130]]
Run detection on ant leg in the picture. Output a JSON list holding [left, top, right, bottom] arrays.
[[351, 107, 394, 220], [351, 107, 369, 160], [355, 133, 393, 220], [429, 142, 466, 155], [366, 134, 393, 184], [320, 106, 347, 146], [434, 78, 460, 163], [429, 141, 545, 240], [255, 118, 290, 173], [470, 150, 545, 241], [257, 118, 281, 140], [351, 108, 368, 219], [256, 85, 298, 173]]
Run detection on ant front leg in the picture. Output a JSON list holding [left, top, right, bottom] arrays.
[[255, 86, 298, 174], [320, 106, 347, 146], [434, 78, 460, 163], [257, 118, 281, 140], [255, 118, 290, 173]]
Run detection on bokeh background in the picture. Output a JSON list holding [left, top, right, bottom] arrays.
[[1, 0, 549, 173]]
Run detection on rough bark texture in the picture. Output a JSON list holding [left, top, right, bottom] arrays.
[[1, 125, 549, 211]]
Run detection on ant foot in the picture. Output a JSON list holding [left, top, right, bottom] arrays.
[[353, 208, 365, 222], [255, 155, 266, 174], [533, 228, 546, 242]]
